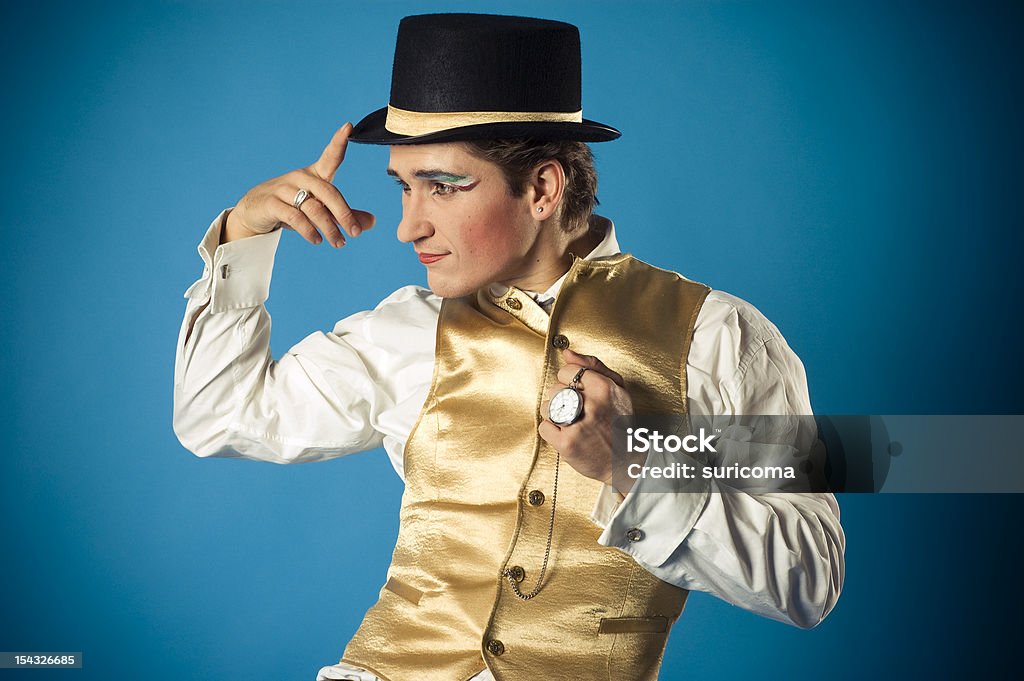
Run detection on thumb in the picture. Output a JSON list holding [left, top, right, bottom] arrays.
[[312, 122, 353, 182]]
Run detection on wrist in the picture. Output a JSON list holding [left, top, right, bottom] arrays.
[[221, 209, 257, 244]]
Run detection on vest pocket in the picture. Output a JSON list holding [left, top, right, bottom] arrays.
[[598, 616, 668, 634], [383, 577, 424, 606]]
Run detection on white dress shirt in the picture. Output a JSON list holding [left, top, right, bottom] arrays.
[[174, 212, 844, 681]]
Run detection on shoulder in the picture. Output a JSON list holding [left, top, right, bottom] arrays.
[[623, 255, 783, 360], [690, 289, 796, 383], [686, 288, 813, 413], [696, 290, 784, 348]]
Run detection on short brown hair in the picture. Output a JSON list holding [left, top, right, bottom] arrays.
[[461, 139, 598, 233]]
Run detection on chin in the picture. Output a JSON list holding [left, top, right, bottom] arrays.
[[426, 275, 477, 299]]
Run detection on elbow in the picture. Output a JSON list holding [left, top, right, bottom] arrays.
[[788, 532, 845, 629], [173, 376, 210, 457], [790, 595, 836, 630], [172, 409, 217, 459], [172, 399, 196, 455], [172, 394, 232, 459], [791, 582, 842, 630], [171, 401, 343, 464], [788, 495, 847, 630], [813, 549, 846, 628], [172, 379, 256, 460]]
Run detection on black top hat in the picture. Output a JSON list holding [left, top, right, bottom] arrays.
[[349, 13, 620, 145]]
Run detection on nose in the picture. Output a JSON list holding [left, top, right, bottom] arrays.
[[396, 192, 434, 244]]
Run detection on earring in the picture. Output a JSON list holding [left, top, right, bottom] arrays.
[[536, 207, 544, 213]]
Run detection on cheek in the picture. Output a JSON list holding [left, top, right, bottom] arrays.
[[470, 201, 531, 255], [457, 212, 517, 261], [465, 226, 512, 259]]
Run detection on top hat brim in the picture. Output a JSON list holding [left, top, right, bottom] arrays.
[[348, 107, 621, 145]]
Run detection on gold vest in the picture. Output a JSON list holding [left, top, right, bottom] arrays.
[[342, 254, 710, 681]]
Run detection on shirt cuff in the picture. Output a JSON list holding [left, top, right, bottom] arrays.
[[594, 450, 710, 567], [183, 209, 283, 313]]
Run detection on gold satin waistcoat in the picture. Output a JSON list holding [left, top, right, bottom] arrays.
[[342, 254, 710, 681]]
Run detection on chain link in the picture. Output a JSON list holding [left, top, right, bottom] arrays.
[[504, 453, 560, 600]]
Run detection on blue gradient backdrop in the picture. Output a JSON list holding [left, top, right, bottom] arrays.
[[2, 1, 1022, 678]]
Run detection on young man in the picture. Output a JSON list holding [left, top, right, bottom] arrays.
[[174, 14, 844, 681]]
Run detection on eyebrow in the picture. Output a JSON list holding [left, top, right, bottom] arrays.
[[386, 168, 472, 183]]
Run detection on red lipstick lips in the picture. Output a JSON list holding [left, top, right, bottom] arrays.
[[417, 252, 448, 264]]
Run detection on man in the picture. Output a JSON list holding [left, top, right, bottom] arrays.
[[174, 13, 844, 681]]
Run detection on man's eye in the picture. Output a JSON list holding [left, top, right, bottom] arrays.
[[432, 183, 456, 196], [393, 179, 411, 193]]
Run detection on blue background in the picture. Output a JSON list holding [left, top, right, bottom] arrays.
[[2, 0, 1022, 678]]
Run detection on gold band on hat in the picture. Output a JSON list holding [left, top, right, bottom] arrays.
[[384, 104, 583, 136]]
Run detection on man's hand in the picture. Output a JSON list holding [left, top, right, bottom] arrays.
[[539, 348, 639, 495], [223, 123, 376, 247]]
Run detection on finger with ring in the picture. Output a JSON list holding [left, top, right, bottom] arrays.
[[557, 364, 594, 388], [293, 188, 312, 208], [286, 186, 346, 247]]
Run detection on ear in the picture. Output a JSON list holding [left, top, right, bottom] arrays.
[[527, 159, 566, 222]]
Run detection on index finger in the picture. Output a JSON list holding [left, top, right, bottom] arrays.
[[561, 349, 625, 387], [312, 122, 353, 183]]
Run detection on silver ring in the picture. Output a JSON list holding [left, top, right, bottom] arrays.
[[292, 188, 311, 208]]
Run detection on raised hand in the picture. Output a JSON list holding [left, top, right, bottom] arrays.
[[223, 123, 376, 247]]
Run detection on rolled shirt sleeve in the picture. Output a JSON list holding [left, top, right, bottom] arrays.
[[593, 291, 845, 628]]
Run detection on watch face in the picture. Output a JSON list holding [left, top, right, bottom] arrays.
[[549, 387, 583, 425]]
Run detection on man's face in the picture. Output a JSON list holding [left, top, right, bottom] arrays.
[[388, 143, 543, 298]]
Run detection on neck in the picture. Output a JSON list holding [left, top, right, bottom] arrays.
[[502, 216, 604, 294]]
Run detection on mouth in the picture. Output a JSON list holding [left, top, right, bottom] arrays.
[[417, 252, 449, 264]]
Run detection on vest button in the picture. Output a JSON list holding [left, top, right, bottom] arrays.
[[527, 490, 545, 506], [507, 565, 526, 582], [486, 639, 505, 656], [626, 527, 645, 542], [505, 296, 522, 310], [552, 334, 570, 349]]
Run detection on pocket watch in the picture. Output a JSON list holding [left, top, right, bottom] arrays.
[[548, 367, 587, 425]]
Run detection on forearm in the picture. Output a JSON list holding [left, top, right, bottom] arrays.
[[645, 490, 843, 628]]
